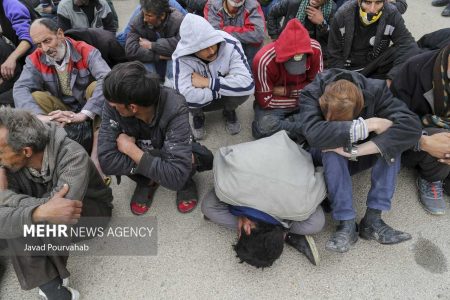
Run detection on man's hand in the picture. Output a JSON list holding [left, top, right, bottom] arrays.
[[306, 6, 324, 25], [323, 147, 351, 158], [273, 86, 286, 96], [420, 133, 450, 165], [0, 167, 7, 190], [48, 110, 88, 125], [191, 72, 210, 88], [42, 5, 53, 13], [159, 55, 171, 60], [386, 79, 392, 87], [366, 117, 393, 135], [139, 38, 152, 49], [0, 57, 17, 80], [32, 184, 82, 224], [36, 114, 55, 123], [237, 216, 254, 238], [116, 133, 137, 155]]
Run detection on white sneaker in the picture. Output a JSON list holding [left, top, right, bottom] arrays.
[[38, 284, 80, 300]]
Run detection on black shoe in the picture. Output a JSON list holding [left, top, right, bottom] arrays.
[[325, 220, 358, 253], [432, 0, 449, 6], [442, 3, 450, 16], [223, 110, 241, 135], [285, 233, 320, 265], [359, 217, 411, 244]]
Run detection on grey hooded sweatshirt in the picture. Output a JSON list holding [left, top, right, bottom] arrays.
[[172, 13, 254, 108]]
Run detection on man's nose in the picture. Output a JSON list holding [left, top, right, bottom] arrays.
[[42, 44, 49, 52], [367, 3, 378, 13]]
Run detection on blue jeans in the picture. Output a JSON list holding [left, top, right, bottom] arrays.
[[252, 102, 300, 139], [309, 149, 401, 221], [116, 1, 187, 47], [144, 60, 173, 80], [242, 43, 262, 66]]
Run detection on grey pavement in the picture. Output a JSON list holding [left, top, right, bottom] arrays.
[[1, 1, 450, 299]]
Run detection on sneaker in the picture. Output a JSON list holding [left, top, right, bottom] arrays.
[[285, 233, 320, 265], [359, 217, 411, 244], [416, 177, 446, 215], [191, 112, 206, 140], [325, 220, 358, 253], [442, 3, 450, 16], [432, 0, 449, 6], [223, 110, 241, 135], [38, 286, 80, 300]]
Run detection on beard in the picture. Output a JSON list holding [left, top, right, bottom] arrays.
[[46, 42, 67, 64]]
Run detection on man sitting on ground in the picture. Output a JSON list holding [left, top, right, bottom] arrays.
[[98, 61, 212, 215], [13, 18, 111, 181], [390, 44, 450, 215], [299, 69, 421, 253], [327, 0, 417, 84], [0, 107, 113, 299], [125, 0, 184, 86], [252, 19, 322, 139], [173, 14, 254, 140]]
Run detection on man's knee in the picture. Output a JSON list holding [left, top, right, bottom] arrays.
[[85, 81, 97, 99], [251, 114, 282, 139], [31, 91, 67, 113]]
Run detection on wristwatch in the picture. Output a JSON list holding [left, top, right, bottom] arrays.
[[349, 146, 358, 161]]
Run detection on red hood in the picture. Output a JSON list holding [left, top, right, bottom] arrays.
[[274, 19, 313, 63]]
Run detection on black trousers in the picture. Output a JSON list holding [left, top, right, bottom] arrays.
[[402, 128, 450, 182]]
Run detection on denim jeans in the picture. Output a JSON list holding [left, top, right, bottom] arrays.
[[144, 60, 173, 80], [242, 43, 262, 66], [116, 1, 187, 47], [252, 101, 300, 139], [260, 0, 279, 18], [309, 148, 401, 221]]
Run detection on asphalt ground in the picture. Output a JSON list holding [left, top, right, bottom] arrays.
[[1, 0, 449, 299]]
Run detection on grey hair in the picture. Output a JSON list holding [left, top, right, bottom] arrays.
[[0, 107, 49, 153]]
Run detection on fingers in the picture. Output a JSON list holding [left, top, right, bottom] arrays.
[[438, 158, 450, 165], [56, 183, 70, 197]]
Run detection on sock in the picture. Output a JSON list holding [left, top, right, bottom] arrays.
[[39, 277, 72, 300], [364, 208, 382, 223]]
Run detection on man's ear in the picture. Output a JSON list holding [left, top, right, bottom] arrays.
[[22, 147, 33, 158], [129, 104, 139, 114], [56, 28, 65, 39]]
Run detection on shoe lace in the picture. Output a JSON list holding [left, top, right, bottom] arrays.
[[420, 179, 444, 199]]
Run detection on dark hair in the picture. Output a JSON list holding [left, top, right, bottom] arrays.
[[0, 107, 49, 153], [140, 0, 170, 16], [32, 18, 59, 33], [233, 222, 285, 268], [319, 79, 364, 121], [103, 61, 160, 107]]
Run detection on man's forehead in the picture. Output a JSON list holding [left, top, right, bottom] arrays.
[[30, 25, 55, 43]]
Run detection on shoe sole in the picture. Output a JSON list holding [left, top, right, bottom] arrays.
[[305, 235, 320, 265]]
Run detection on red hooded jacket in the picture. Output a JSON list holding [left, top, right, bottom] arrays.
[[252, 19, 323, 109]]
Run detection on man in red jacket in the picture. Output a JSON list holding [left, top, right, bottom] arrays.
[[251, 19, 323, 139]]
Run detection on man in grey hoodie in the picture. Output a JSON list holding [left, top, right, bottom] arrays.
[[172, 13, 254, 140]]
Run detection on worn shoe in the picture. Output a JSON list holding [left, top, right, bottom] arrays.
[[325, 220, 358, 253], [223, 110, 241, 135], [417, 177, 446, 215], [359, 217, 411, 244], [191, 112, 206, 140], [130, 183, 159, 215], [432, 0, 449, 6], [285, 233, 320, 265], [38, 286, 80, 300], [442, 3, 450, 16]]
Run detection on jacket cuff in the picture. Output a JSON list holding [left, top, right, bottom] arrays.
[[133, 152, 156, 177], [209, 77, 221, 92]]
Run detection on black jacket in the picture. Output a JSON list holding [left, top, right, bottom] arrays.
[[65, 27, 126, 67], [267, 0, 336, 58], [390, 50, 439, 118], [98, 86, 193, 191], [298, 68, 422, 163], [327, 0, 416, 79], [125, 8, 184, 62]]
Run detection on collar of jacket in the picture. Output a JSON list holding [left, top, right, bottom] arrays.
[[146, 87, 163, 127], [71, 0, 102, 12], [39, 37, 82, 66]]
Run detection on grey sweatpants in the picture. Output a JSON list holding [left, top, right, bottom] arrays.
[[201, 189, 325, 235]]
